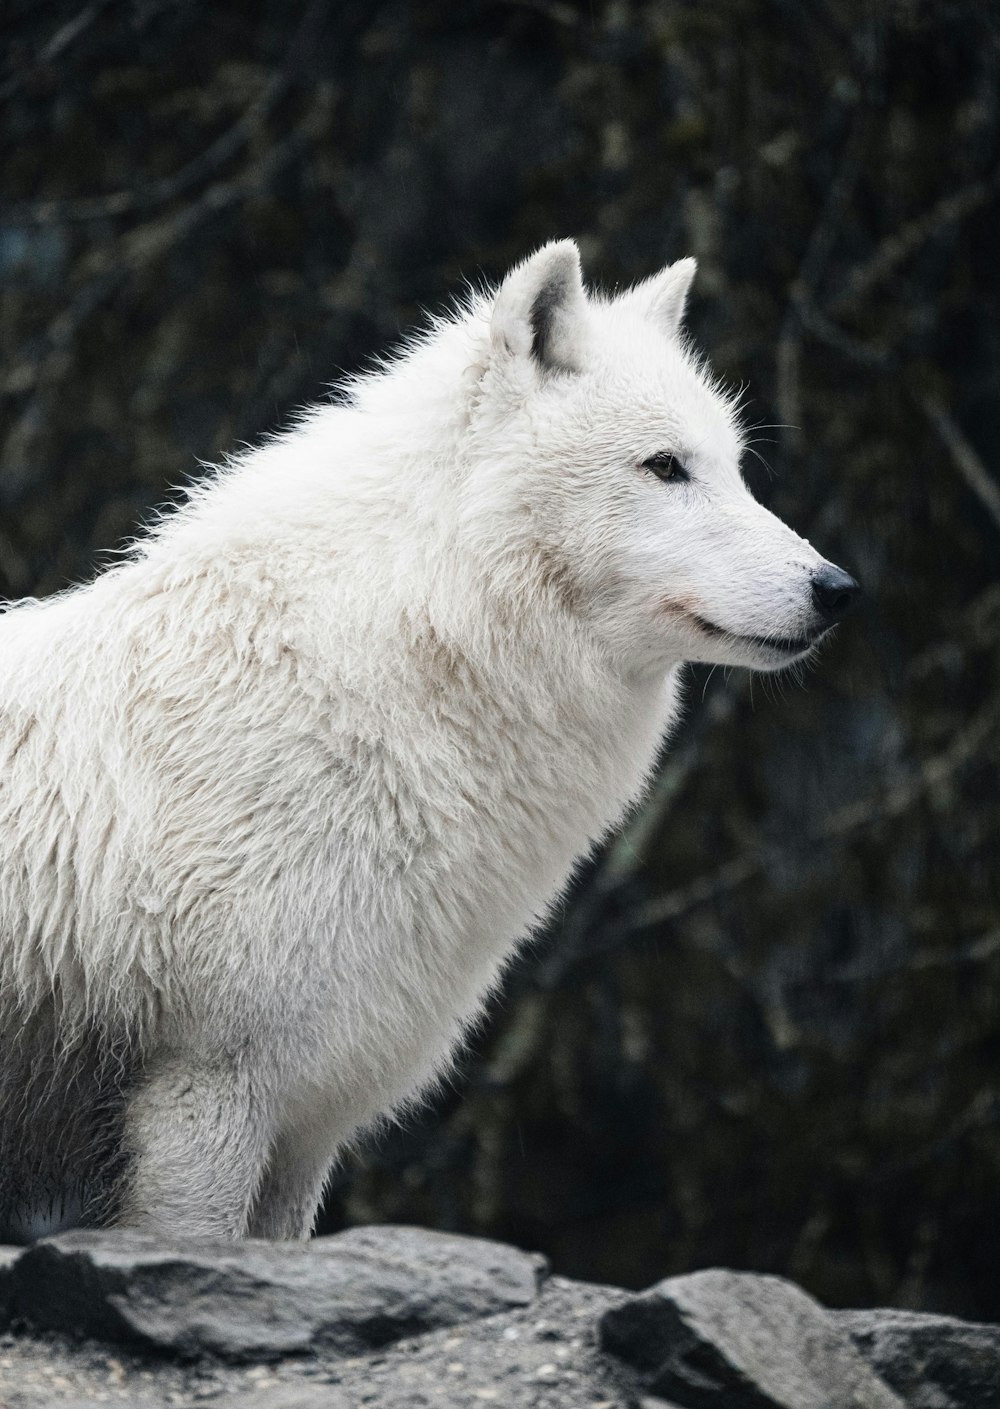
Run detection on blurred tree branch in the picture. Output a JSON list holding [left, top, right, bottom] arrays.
[[1, 112, 322, 486], [776, 113, 870, 450], [541, 658, 999, 981], [921, 397, 1000, 536], [832, 159, 1000, 319], [3, 0, 327, 226], [0, 0, 116, 103]]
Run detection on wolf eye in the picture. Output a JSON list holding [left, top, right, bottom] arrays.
[[641, 451, 689, 483]]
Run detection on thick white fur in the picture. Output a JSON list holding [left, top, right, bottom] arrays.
[[0, 241, 840, 1240]]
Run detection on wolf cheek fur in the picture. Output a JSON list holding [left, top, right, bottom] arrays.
[[0, 241, 857, 1240]]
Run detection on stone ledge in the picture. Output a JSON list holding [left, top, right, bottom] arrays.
[[2, 1227, 1000, 1407], [1, 1224, 547, 1361]]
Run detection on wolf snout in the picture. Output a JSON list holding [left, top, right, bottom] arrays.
[[810, 564, 861, 625]]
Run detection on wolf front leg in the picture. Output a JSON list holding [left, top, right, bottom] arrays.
[[247, 1115, 340, 1240], [117, 1050, 272, 1239]]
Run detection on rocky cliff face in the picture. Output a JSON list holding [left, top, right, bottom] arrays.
[[1, 1227, 998, 1408]]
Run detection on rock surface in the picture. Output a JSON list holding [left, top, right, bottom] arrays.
[[600, 1268, 905, 1408], [4, 1224, 545, 1361], [834, 1308, 1000, 1409], [0, 1227, 999, 1407]]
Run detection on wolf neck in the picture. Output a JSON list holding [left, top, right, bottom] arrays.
[[136, 312, 680, 821]]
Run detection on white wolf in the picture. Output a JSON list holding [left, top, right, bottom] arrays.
[[0, 241, 857, 1241]]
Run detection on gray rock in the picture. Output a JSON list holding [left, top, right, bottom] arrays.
[[7, 1226, 1000, 1409], [193, 1389, 353, 1409], [43, 1400, 350, 1409], [0, 1272, 642, 1408], [4, 1224, 547, 1362], [599, 1268, 905, 1408], [835, 1308, 1000, 1409], [40, 1403, 171, 1409]]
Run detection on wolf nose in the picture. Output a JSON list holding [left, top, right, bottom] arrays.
[[811, 564, 861, 624]]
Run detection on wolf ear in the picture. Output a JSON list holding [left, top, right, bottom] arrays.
[[490, 240, 588, 374], [620, 256, 697, 336]]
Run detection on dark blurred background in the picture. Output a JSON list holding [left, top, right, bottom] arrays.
[[3, 0, 999, 1317]]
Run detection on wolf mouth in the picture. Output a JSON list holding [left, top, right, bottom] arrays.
[[692, 613, 828, 656]]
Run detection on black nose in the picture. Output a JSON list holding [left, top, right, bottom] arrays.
[[811, 564, 860, 624]]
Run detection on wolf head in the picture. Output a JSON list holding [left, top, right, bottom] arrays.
[[466, 239, 858, 676]]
